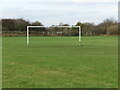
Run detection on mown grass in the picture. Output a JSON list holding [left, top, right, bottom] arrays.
[[2, 36, 118, 88]]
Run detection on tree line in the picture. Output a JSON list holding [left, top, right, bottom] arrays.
[[1, 18, 118, 36]]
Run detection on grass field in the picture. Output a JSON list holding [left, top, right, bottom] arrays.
[[2, 36, 118, 88]]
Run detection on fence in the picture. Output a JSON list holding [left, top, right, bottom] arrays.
[[2, 30, 79, 37]]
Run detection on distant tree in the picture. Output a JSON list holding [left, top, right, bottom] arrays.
[[95, 24, 107, 35], [103, 18, 116, 26], [1, 18, 118, 36], [98, 18, 117, 35], [62, 24, 69, 26], [14, 19, 29, 31], [82, 23, 95, 36], [107, 25, 118, 35], [2, 19, 15, 31], [75, 22, 85, 28], [29, 21, 45, 33], [2, 27, 8, 31], [31, 21, 43, 26]]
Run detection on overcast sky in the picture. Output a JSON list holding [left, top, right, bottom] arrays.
[[0, 0, 119, 26]]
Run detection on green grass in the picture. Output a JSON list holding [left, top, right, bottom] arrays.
[[3, 36, 118, 88]]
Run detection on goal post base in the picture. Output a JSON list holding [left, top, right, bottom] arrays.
[[79, 42, 82, 46]]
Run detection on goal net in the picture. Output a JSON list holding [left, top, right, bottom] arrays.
[[27, 25, 81, 46]]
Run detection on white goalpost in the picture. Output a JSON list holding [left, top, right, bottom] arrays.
[[26, 26, 82, 46]]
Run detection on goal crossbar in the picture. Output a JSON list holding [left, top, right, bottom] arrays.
[[27, 26, 81, 46]]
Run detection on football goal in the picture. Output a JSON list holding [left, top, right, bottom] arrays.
[[26, 25, 82, 46]]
